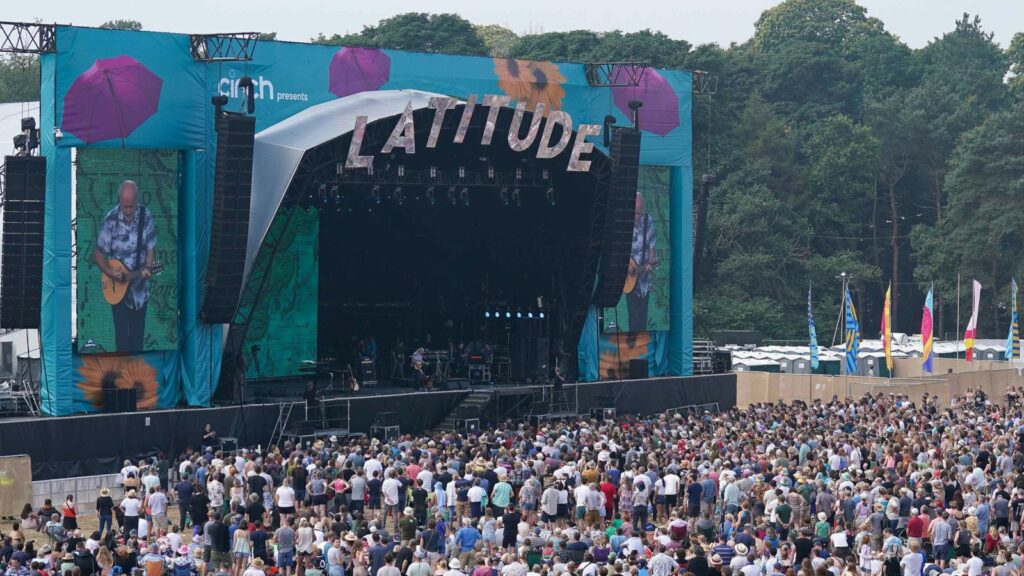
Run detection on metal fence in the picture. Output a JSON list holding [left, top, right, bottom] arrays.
[[31, 473, 123, 512]]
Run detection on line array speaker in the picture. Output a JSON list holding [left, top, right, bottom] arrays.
[[1, 156, 46, 329], [202, 113, 255, 323], [592, 128, 641, 308]]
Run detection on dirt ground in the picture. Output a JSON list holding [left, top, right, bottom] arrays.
[[3, 508, 186, 542]]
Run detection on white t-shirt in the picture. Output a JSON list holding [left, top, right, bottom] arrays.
[[149, 491, 168, 515], [276, 485, 296, 508], [901, 553, 924, 576], [381, 478, 401, 506], [663, 474, 681, 495], [121, 497, 142, 517], [573, 485, 591, 506], [965, 557, 983, 576], [467, 485, 485, 504], [137, 517, 149, 539]]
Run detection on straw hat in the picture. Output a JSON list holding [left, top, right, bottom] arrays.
[[734, 543, 748, 555], [251, 558, 265, 568], [710, 555, 723, 566], [127, 489, 137, 497], [403, 507, 414, 517], [100, 487, 110, 497], [449, 559, 462, 570], [344, 533, 358, 542]]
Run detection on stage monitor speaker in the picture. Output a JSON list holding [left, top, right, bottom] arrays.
[[360, 359, 377, 385], [628, 358, 648, 379], [202, 112, 256, 324], [102, 388, 119, 414], [1, 156, 46, 329], [593, 128, 641, 308], [119, 388, 137, 412]]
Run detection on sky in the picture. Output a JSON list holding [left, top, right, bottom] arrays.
[[7, 0, 1023, 50]]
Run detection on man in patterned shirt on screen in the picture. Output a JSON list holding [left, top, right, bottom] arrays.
[[92, 179, 157, 352]]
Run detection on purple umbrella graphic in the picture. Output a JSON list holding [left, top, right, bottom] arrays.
[[612, 67, 679, 137], [62, 55, 163, 144], [329, 47, 391, 98]]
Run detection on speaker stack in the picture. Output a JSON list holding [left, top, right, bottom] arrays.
[[1, 156, 46, 329], [592, 127, 642, 308]]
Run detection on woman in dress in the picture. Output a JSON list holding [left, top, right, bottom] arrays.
[[62, 494, 78, 530], [232, 521, 252, 576], [295, 517, 315, 576], [351, 539, 369, 576]]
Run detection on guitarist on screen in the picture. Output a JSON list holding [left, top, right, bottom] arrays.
[[92, 180, 157, 352], [625, 191, 657, 331]]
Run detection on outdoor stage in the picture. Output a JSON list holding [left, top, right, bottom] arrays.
[[2, 374, 734, 480]]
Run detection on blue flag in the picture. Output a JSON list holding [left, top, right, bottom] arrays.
[[1006, 278, 1019, 360], [808, 286, 819, 370], [844, 286, 860, 373]]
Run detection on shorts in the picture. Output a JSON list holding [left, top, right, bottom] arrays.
[[278, 506, 295, 515], [655, 495, 666, 504], [557, 504, 569, 518], [687, 503, 700, 518], [584, 510, 600, 525], [666, 495, 678, 507], [576, 506, 586, 519], [312, 494, 327, 506], [932, 544, 947, 560], [521, 503, 536, 511], [542, 512, 558, 523], [203, 545, 212, 563], [211, 550, 232, 568], [279, 550, 295, 568], [368, 497, 381, 509], [350, 500, 364, 513], [234, 552, 251, 559]]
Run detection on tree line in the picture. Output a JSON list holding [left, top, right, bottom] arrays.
[[3, 4, 1023, 343]]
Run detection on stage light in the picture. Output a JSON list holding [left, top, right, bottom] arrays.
[[448, 186, 458, 206], [547, 187, 555, 206], [393, 186, 404, 206], [505, 311, 512, 318], [397, 165, 405, 177], [515, 168, 523, 181], [500, 187, 509, 206], [426, 186, 436, 206], [458, 166, 466, 180], [528, 312, 534, 319], [487, 166, 495, 179], [516, 310, 522, 319], [485, 311, 491, 318], [512, 188, 521, 207], [542, 169, 549, 181], [539, 312, 545, 318], [461, 187, 470, 206], [429, 166, 438, 179]]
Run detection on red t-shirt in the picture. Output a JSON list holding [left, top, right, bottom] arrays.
[[600, 482, 616, 510], [906, 515, 924, 538]]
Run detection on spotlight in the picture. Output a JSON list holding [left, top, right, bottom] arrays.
[[397, 165, 405, 177], [448, 186, 458, 206], [485, 311, 491, 318], [461, 187, 470, 206], [515, 168, 523, 181], [429, 166, 438, 179], [458, 166, 466, 180], [393, 186, 404, 206], [512, 188, 521, 207], [528, 312, 534, 319], [487, 166, 495, 179], [516, 310, 522, 319], [505, 311, 511, 319], [500, 187, 509, 206], [539, 312, 545, 319], [426, 186, 436, 206], [546, 187, 555, 206]]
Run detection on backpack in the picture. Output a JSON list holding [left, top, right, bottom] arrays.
[[884, 556, 901, 576], [956, 528, 971, 547]]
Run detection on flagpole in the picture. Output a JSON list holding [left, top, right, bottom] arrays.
[[956, 273, 961, 360], [842, 273, 850, 398], [832, 273, 847, 347], [809, 280, 814, 403]]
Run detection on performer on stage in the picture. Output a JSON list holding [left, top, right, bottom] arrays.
[[625, 191, 657, 331], [92, 180, 157, 352]]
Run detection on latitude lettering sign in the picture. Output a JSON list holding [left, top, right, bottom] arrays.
[[345, 95, 603, 173]]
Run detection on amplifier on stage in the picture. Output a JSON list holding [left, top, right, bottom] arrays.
[[468, 364, 490, 384], [360, 359, 377, 387]]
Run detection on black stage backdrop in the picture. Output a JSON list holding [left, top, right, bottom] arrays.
[[2, 375, 735, 480]]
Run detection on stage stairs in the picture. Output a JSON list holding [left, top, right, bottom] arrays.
[[434, 391, 492, 433], [268, 401, 297, 447], [692, 340, 716, 375]]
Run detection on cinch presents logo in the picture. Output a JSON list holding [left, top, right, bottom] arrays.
[[216, 69, 309, 103]]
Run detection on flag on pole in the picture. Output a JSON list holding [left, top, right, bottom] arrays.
[[844, 286, 860, 373], [965, 279, 981, 361], [808, 286, 819, 370], [922, 286, 934, 373], [1005, 278, 1019, 360], [882, 282, 893, 371]]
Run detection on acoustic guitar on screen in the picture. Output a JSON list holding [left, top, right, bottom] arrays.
[[622, 258, 661, 294], [101, 259, 164, 305]]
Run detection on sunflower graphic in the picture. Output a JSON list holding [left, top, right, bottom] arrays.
[[116, 358, 159, 409], [77, 355, 125, 409], [599, 332, 652, 378], [493, 58, 566, 113]]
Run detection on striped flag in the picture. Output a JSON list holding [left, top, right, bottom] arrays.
[[965, 279, 981, 362], [922, 286, 934, 373], [882, 282, 893, 371], [808, 286, 819, 370], [844, 286, 860, 373], [1006, 278, 1019, 360]]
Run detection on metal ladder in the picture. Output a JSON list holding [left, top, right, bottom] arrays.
[[268, 402, 295, 447]]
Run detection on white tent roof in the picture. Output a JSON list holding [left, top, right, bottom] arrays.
[[246, 89, 453, 283]]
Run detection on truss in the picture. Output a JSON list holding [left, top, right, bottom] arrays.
[[0, 22, 55, 54], [692, 70, 719, 95], [189, 33, 259, 62], [584, 62, 648, 87]]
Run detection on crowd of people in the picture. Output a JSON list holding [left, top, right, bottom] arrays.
[[5, 389, 1024, 576]]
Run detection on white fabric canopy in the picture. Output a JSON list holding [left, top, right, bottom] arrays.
[[245, 89, 451, 283]]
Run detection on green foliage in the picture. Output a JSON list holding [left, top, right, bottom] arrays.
[[313, 13, 488, 55], [0, 55, 40, 103], [511, 29, 691, 68], [99, 20, 143, 31], [258, 32, 278, 41], [474, 24, 517, 57]]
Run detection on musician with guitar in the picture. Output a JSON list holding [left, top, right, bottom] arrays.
[[91, 180, 160, 352], [623, 191, 659, 331]]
